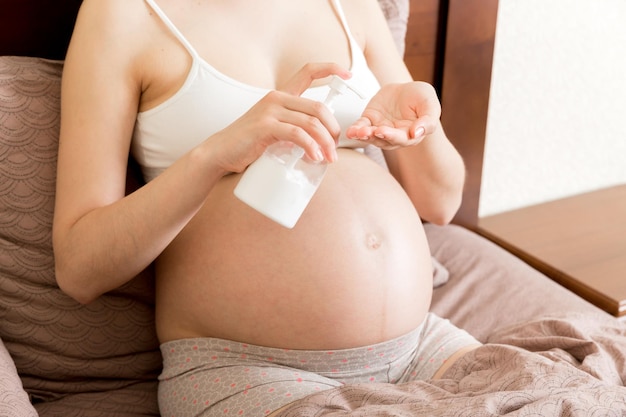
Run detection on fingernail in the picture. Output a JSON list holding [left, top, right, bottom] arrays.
[[414, 127, 425, 138], [374, 133, 385, 139], [315, 148, 325, 161]]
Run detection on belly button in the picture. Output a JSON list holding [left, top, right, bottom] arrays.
[[366, 233, 382, 250]]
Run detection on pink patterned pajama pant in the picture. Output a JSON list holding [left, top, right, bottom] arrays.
[[158, 312, 478, 417]]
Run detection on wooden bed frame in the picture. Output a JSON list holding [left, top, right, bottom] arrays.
[[0, 0, 500, 230], [404, 0, 500, 229]]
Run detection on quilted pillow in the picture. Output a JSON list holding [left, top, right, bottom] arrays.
[[0, 56, 161, 416], [0, 337, 36, 417]]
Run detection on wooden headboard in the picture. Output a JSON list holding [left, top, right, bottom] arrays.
[[0, 0, 499, 230], [404, 0, 499, 229]]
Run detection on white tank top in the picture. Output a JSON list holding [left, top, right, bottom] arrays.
[[133, 0, 381, 182]]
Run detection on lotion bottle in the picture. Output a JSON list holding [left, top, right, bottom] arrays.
[[234, 76, 364, 228]]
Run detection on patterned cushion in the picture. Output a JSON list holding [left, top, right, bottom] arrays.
[[0, 338, 36, 417], [0, 56, 160, 416]]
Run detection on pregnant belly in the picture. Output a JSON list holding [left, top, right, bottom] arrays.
[[155, 149, 434, 350]]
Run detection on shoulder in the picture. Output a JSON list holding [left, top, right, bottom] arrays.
[[339, 0, 387, 24], [67, 0, 168, 90], [340, 0, 412, 84], [75, 0, 153, 39], [70, 0, 159, 66], [338, 0, 392, 45]]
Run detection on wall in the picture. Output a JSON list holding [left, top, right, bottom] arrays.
[[480, 0, 626, 217]]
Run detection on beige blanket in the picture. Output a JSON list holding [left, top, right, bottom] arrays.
[[278, 313, 626, 416]]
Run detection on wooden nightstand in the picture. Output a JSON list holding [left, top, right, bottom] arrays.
[[478, 184, 626, 319]]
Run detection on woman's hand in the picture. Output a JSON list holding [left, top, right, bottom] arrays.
[[345, 81, 441, 150], [210, 63, 351, 174]]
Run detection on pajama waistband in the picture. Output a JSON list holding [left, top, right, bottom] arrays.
[[160, 320, 425, 380]]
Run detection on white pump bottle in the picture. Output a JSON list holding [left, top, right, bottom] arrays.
[[234, 76, 364, 228]]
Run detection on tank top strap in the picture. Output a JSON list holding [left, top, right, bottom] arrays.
[[144, 0, 201, 60], [329, 0, 359, 49]]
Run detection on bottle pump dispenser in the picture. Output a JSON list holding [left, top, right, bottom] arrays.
[[234, 76, 364, 228]]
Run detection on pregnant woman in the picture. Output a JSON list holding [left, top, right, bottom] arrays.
[[53, 0, 479, 415]]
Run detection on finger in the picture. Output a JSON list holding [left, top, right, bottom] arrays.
[[346, 117, 374, 140], [288, 113, 339, 161], [280, 63, 352, 96], [409, 114, 437, 139], [346, 135, 402, 151], [273, 120, 336, 163], [372, 125, 419, 146], [357, 125, 424, 148], [273, 95, 341, 162]]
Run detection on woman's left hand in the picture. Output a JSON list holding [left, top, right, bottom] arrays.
[[345, 81, 441, 150]]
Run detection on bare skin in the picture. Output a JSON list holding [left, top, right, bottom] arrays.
[[53, 0, 470, 399]]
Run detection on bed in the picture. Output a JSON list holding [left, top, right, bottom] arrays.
[[1, 1, 624, 416]]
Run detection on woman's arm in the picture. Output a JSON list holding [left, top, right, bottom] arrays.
[[53, 0, 226, 304], [343, 0, 466, 225], [54, 0, 350, 304]]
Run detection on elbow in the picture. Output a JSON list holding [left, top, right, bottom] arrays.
[[425, 215, 451, 227], [53, 230, 103, 305], [438, 194, 463, 225], [424, 208, 457, 226], [429, 175, 464, 225], [54, 260, 100, 305], [52, 221, 107, 305], [420, 192, 462, 226]]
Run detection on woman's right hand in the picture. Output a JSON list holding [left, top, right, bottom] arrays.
[[208, 63, 351, 174]]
